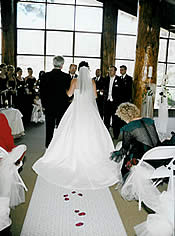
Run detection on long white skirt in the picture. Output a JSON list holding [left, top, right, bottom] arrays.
[[33, 93, 119, 190]]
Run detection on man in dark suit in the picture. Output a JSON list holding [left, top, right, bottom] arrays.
[[93, 69, 105, 119], [119, 65, 133, 103], [69, 64, 78, 79], [40, 56, 71, 148], [104, 65, 132, 139]]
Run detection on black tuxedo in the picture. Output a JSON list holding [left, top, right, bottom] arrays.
[[40, 69, 71, 147], [104, 74, 133, 139], [93, 76, 105, 118], [69, 73, 78, 79]]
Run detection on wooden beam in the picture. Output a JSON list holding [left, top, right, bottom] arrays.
[[133, 0, 160, 110], [1, 0, 17, 67], [101, 2, 118, 76]]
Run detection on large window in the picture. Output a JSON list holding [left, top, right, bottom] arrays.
[[116, 10, 175, 109], [17, 0, 103, 77], [115, 10, 137, 77], [155, 28, 175, 109]]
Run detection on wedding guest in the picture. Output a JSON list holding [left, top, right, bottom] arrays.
[[69, 64, 78, 79], [0, 64, 8, 108], [104, 65, 133, 139], [92, 69, 105, 119], [110, 102, 160, 180], [119, 65, 133, 103], [0, 63, 8, 91], [103, 66, 124, 139], [31, 94, 45, 123], [16, 67, 26, 116], [24, 67, 36, 123], [25, 67, 36, 96], [40, 55, 71, 148], [7, 65, 17, 107], [36, 70, 45, 94]]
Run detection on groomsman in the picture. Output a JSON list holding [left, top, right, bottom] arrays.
[[119, 65, 133, 103], [104, 65, 132, 139], [40, 56, 71, 148], [69, 64, 78, 79], [93, 69, 105, 119]]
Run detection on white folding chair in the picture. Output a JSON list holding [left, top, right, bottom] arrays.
[[0, 197, 12, 231], [136, 146, 175, 210], [150, 158, 175, 236], [0, 147, 9, 159], [137, 146, 175, 167], [0, 145, 28, 207]]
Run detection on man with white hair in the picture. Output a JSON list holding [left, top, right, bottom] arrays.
[[40, 56, 71, 148]]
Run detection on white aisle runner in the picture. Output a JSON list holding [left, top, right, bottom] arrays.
[[21, 177, 127, 236]]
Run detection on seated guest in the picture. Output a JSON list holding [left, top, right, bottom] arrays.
[[110, 102, 160, 180]]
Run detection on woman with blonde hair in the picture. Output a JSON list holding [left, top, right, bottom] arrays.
[[110, 102, 160, 179]]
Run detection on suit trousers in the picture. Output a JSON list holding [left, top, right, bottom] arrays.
[[96, 95, 104, 119], [45, 110, 66, 148], [104, 100, 125, 139]]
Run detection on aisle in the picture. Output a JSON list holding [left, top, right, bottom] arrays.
[[21, 176, 127, 236]]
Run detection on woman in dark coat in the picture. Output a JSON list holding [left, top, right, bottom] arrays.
[[110, 102, 160, 179]]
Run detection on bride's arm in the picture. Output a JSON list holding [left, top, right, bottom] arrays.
[[92, 79, 97, 98], [67, 78, 77, 97]]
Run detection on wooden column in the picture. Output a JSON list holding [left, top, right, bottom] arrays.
[[101, 2, 118, 77], [1, 0, 17, 67], [133, 0, 160, 110]]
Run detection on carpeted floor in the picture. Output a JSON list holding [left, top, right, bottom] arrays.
[[21, 176, 127, 236], [4, 122, 148, 236]]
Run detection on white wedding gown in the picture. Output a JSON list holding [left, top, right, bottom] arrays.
[[33, 67, 119, 190]]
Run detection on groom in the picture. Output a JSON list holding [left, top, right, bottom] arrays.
[[40, 56, 71, 148]]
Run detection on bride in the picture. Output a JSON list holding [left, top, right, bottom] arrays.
[[33, 61, 119, 190]]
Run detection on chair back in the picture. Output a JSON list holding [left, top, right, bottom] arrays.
[[138, 146, 175, 167], [136, 146, 175, 212], [0, 147, 9, 159]]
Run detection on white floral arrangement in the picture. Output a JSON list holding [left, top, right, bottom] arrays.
[[159, 74, 170, 104]]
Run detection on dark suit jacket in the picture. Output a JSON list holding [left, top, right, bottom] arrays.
[[104, 74, 133, 106], [93, 76, 105, 89], [40, 69, 71, 114]]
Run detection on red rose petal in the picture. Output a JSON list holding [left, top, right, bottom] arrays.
[[78, 212, 86, 216], [75, 222, 84, 227], [63, 194, 68, 197], [64, 198, 69, 201], [74, 210, 80, 213], [72, 191, 76, 194], [78, 193, 83, 197]]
